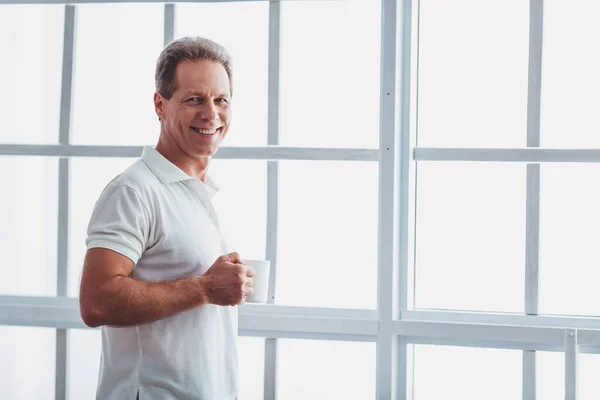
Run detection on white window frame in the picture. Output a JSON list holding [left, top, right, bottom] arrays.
[[0, 0, 595, 399]]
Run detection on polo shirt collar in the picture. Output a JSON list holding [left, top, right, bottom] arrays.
[[141, 146, 220, 197]]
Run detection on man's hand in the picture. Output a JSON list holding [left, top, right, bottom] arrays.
[[203, 252, 256, 306]]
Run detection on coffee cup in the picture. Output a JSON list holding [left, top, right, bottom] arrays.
[[242, 259, 271, 304]]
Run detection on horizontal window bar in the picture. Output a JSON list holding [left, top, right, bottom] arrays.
[[400, 336, 600, 354], [396, 320, 565, 346], [0, 296, 378, 338], [415, 148, 600, 163], [577, 330, 600, 346], [0, 144, 378, 161], [402, 310, 600, 331], [6, 296, 600, 347], [241, 304, 378, 320], [404, 336, 568, 353], [0, 296, 85, 329], [0, 0, 339, 4], [239, 330, 375, 343], [238, 314, 378, 338]]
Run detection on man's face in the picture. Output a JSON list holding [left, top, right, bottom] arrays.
[[155, 59, 231, 157]]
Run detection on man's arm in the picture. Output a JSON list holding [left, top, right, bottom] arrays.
[[79, 248, 254, 328]]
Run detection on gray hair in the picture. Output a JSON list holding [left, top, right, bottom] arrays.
[[155, 36, 233, 100]]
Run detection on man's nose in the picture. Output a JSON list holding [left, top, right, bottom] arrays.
[[199, 103, 218, 121]]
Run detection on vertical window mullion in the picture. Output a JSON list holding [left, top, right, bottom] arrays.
[[164, 3, 175, 46], [523, 0, 544, 399], [398, 0, 415, 398], [565, 329, 579, 400], [56, 5, 77, 400], [264, 1, 281, 399], [377, 0, 412, 397]]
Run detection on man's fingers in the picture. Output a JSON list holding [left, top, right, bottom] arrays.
[[245, 266, 256, 277], [244, 277, 254, 288], [227, 252, 241, 263], [217, 252, 241, 264]]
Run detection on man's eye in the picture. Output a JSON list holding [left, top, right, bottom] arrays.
[[216, 98, 229, 104], [187, 97, 201, 103]]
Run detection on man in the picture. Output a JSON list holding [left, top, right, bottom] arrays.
[[79, 36, 254, 400]]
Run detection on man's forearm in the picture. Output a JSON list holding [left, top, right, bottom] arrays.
[[81, 275, 211, 327]]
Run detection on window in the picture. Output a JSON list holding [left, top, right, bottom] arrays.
[[210, 159, 268, 261], [413, 345, 522, 399], [410, 0, 600, 398], [0, 157, 58, 296], [277, 161, 378, 309], [537, 351, 564, 400], [0, 5, 64, 144], [539, 0, 600, 148], [278, 339, 376, 400], [279, 0, 381, 149], [0, 326, 56, 400], [68, 328, 102, 400], [414, 161, 525, 313], [71, 4, 164, 146], [416, 0, 529, 148], [238, 337, 266, 399], [580, 354, 600, 399], [2, 1, 381, 397], [539, 164, 600, 317], [2, 0, 599, 398]]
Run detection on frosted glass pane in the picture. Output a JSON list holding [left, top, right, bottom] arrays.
[[0, 157, 58, 296], [413, 345, 521, 399], [0, 5, 63, 144], [68, 328, 102, 400], [540, 0, 600, 148], [68, 157, 137, 297], [277, 161, 378, 309], [71, 4, 164, 145], [176, 2, 269, 147], [0, 326, 55, 400], [539, 164, 600, 316], [280, 0, 381, 148], [416, 0, 529, 147], [209, 160, 267, 261], [537, 351, 564, 400], [414, 162, 525, 312], [278, 340, 375, 400], [237, 337, 265, 400], [580, 354, 600, 399]]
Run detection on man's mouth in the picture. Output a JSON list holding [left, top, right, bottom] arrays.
[[190, 125, 221, 136]]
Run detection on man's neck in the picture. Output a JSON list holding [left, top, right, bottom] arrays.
[[155, 137, 210, 182]]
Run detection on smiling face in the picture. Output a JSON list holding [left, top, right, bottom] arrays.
[[154, 59, 232, 159]]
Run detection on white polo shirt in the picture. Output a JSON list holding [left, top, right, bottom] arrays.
[[86, 146, 238, 400]]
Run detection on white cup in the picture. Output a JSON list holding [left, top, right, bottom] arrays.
[[242, 259, 271, 304]]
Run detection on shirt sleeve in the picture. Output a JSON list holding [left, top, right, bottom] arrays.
[[85, 181, 150, 265]]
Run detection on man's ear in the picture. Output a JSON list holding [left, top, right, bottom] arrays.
[[154, 91, 166, 121]]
